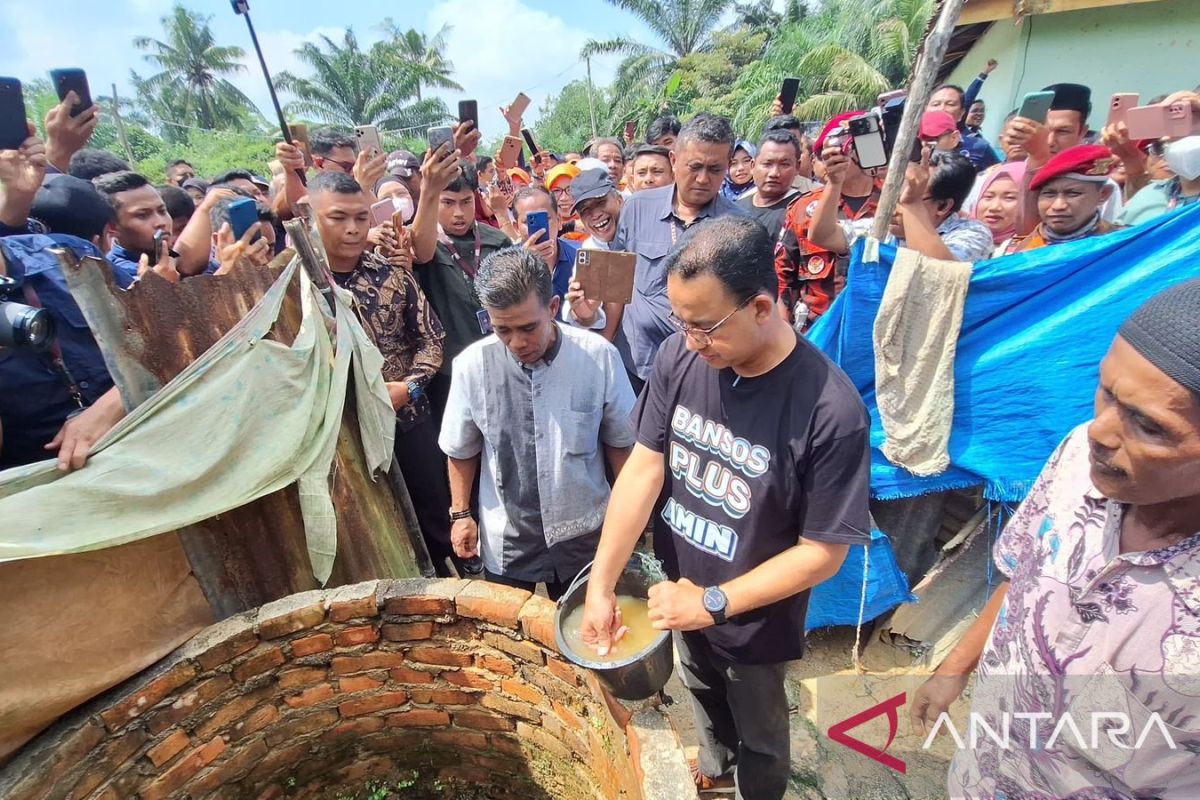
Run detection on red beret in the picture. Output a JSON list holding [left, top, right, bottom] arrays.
[[1029, 144, 1116, 191], [815, 111, 863, 153]]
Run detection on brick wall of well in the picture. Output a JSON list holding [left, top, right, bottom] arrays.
[[0, 579, 695, 800]]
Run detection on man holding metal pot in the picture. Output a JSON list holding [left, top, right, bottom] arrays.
[[581, 216, 871, 800]]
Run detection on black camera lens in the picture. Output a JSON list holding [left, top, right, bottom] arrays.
[[0, 300, 55, 350]]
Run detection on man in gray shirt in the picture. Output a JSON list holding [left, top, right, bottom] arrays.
[[439, 247, 637, 598], [566, 114, 748, 390]]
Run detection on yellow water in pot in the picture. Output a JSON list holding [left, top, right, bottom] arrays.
[[560, 595, 661, 663]]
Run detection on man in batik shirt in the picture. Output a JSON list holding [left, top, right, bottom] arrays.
[[912, 278, 1200, 799]]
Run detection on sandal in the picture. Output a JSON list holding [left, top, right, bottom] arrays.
[[688, 758, 735, 794]]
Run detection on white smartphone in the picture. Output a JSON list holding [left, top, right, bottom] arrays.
[[354, 124, 383, 157]]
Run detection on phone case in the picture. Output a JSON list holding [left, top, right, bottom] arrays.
[[1108, 94, 1140, 128], [498, 136, 523, 170], [1165, 101, 1195, 138], [0, 78, 29, 151], [522, 129, 539, 155], [575, 250, 636, 305], [290, 123, 314, 167], [227, 198, 260, 241], [428, 127, 454, 153], [355, 125, 382, 156], [853, 131, 888, 170], [1126, 105, 1169, 141], [526, 211, 550, 242], [780, 78, 801, 114], [1018, 92, 1056, 124], [49, 69, 92, 117], [510, 93, 531, 119], [458, 100, 478, 125], [370, 199, 394, 227]]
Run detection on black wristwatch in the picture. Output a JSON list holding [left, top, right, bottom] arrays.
[[702, 586, 729, 625], [449, 508, 473, 522]]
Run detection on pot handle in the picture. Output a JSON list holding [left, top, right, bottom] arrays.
[[557, 560, 595, 608]]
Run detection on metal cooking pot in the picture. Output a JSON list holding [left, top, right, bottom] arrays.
[[554, 559, 674, 701]]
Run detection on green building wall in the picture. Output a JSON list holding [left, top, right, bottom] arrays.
[[947, 0, 1200, 144]]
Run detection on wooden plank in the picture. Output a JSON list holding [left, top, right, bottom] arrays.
[[872, 0, 970, 241], [960, 0, 1164, 24]]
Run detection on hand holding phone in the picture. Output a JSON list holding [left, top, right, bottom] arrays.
[[370, 198, 395, 228], [1017, 91, 1055, 125], [1108, 94, 1139, 128], [290, 122, 314, 167], [227, 198, 261, 243], [427, 125, 455, 155], [525, 210, 550, 244], [354, 125, 383, 157], [458, 100, 478, 128], [497, 135, 523, 170], [49, 69, 94, 117], [0, 78, 30, 151], [779, 78, 801, 115]]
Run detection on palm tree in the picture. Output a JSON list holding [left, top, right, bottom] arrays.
[[376, 20, 463, 102], [730, 0, 934, 137], [276, 28, 451, 131], [133, 4, 257, 131], [582, 0, 739, 128]]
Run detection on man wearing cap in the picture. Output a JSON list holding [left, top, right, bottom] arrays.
[[0, 132, 126, 472], [921, 110, 969, 161], [1006, 83, 1124, 225], [912, 277, 1200, 799], [926, 60, 1002, 171], [721, 141, 757, 202], [775, 112, 882, 330], [569, 168, 623, 252], [1006, 144, 1117, 254]]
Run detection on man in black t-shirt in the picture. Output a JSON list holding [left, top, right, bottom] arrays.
[[736, 130, 803, 240], [581, 216, 870, 799]]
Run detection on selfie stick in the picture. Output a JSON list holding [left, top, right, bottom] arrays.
[[231, 0, 306, 186]]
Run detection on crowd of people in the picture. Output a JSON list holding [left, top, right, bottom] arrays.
[[2, 53, 1200, 800]]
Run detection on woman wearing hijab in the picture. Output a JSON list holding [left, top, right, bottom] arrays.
[[720, 140, 757, 201], [972, 161, 1027, 256]]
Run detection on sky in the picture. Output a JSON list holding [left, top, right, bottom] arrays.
[[0, 0, 664, 135]]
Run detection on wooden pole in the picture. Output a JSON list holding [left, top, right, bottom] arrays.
[[109, 84, 137, 169], [870, 0, 969, 242]]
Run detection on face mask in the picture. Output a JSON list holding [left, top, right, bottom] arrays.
[[394, 195, 415, 223], [1164, 136, 1200, 181]]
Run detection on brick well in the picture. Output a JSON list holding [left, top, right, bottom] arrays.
[[0, 579, 695, 800]]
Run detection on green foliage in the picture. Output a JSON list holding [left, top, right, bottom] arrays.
[[133, 4, 260, 132], [563, 0, 935, 144], [534, 80, 607, 153]]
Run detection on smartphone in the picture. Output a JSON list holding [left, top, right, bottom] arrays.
[[49, 68, 93, 117], [877, 89, 906, 107], [779, 77, 801, 115], [526, 210, 550, 243], [575, 249, 636, 305], [848, 114, 887, 169], [881, 96, 906, 157], [624, 120, 637, 140], [0, 78, 29, 151], [1108, 93, 1139, 128], [1165, 101, 1195, 138], [1125, 105, 1168, 141], [521, 128, 540, 157], [153, 230, 168, 263], [370, 198, 395, 227], [498, 135, 523, 170], [1018, 91, 1056, 124], [354, 124, 382, 157], [427, 125, 455, 154], [509, 92, 532, 121], [290, 122, 314, 167], [391, 209, 407, 236], [458, 100, 478, 128], [227, 197, 261, 242]]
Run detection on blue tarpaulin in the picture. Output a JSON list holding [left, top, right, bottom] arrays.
[[809, 203, 1200, 503], [804, 204, 1200, 629]]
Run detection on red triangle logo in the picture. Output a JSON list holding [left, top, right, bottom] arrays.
[[826, 691, 907, 774]]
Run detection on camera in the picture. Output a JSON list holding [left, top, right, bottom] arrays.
[[0, 275, 56, 350]]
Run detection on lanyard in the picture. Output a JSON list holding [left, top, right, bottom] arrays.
[[20, 280, 86, 410], [439, 225, 483, 279]]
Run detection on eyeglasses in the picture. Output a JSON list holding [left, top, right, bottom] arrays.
[[1146, 141, 1168, 158], [668, 294, 757, 348], [317, 157, 356, 174]]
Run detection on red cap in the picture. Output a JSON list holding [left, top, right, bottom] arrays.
[[1029, 144, 1116, 191], [919, 110, 958, 140], [815, 111, 862, 153]]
